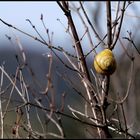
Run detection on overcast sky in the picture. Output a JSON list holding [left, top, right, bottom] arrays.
[[0, 2, 140, 54], [0, 2, 65, 32], [0, 2, 67, 46]]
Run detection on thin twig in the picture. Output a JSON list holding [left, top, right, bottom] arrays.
[[26, 19, 47, 43], [112, 2, 120, 41], [56, 71, 89, 103], [0, 66, 26, 103], [106, 1, 112, 47], [119, 38, 134, 60], [120, 103, 128, 138], [3, 67, 19, 118], [0, 65, 4, 139], [0, 18, 61, 52], [115, 56, 134, 104], [79, 1, 105, 45], [111, 2, 126, 49], [123, 31, 140, 56], [68, 105, 101, 124], [70, 2, 96, 55], [19, 101, 105, 128]]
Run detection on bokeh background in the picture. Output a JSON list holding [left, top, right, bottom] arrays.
[[0, 1, 140, 138]]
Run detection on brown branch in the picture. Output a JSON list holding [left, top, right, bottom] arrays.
[[61, 2, 90, 77], [59, 2, 94, 88], [22, 102, 105, 128], [112, 2, 120, 42], [123, 31, 140, 56], [99, 1, 112, 109], [57, 1, 113, 138], [106, 1, 112, 47], [120, 103, 128, 138], [101, 1, 112, 107], [98, 2, 113, 138], [70, 2, 96, 54], [119, 37, 134, 60], [79, 1, 105, 45], [0, 18, 68, 54], [111, 1, 126, 50]]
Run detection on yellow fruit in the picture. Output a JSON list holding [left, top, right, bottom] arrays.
[[93, 49, 116, 75]]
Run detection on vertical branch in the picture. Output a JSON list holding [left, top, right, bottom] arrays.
[[71, 3, 96, 55], [60, 1, 91, 81], [106, 1, 112, 47], [79, 2, 105, 45], [111, 1, 126, 50], [101, 75, 110, 106], [100, 2, 112, 136], [101, 1, 112, 107], [112, 2, 120, 41], [47, 53, 56, 111], [57, 1, 112, 138], [0, 66, 4, 139]]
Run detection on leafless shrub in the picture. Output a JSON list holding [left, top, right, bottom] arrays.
[[0, 1, 140, 139]]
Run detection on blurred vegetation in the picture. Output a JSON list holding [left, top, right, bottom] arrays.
[[0, 1, 140, 139]]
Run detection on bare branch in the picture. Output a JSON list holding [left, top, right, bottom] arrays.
[[79, 2, 105, 45], [111, 2, 126, 49]]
